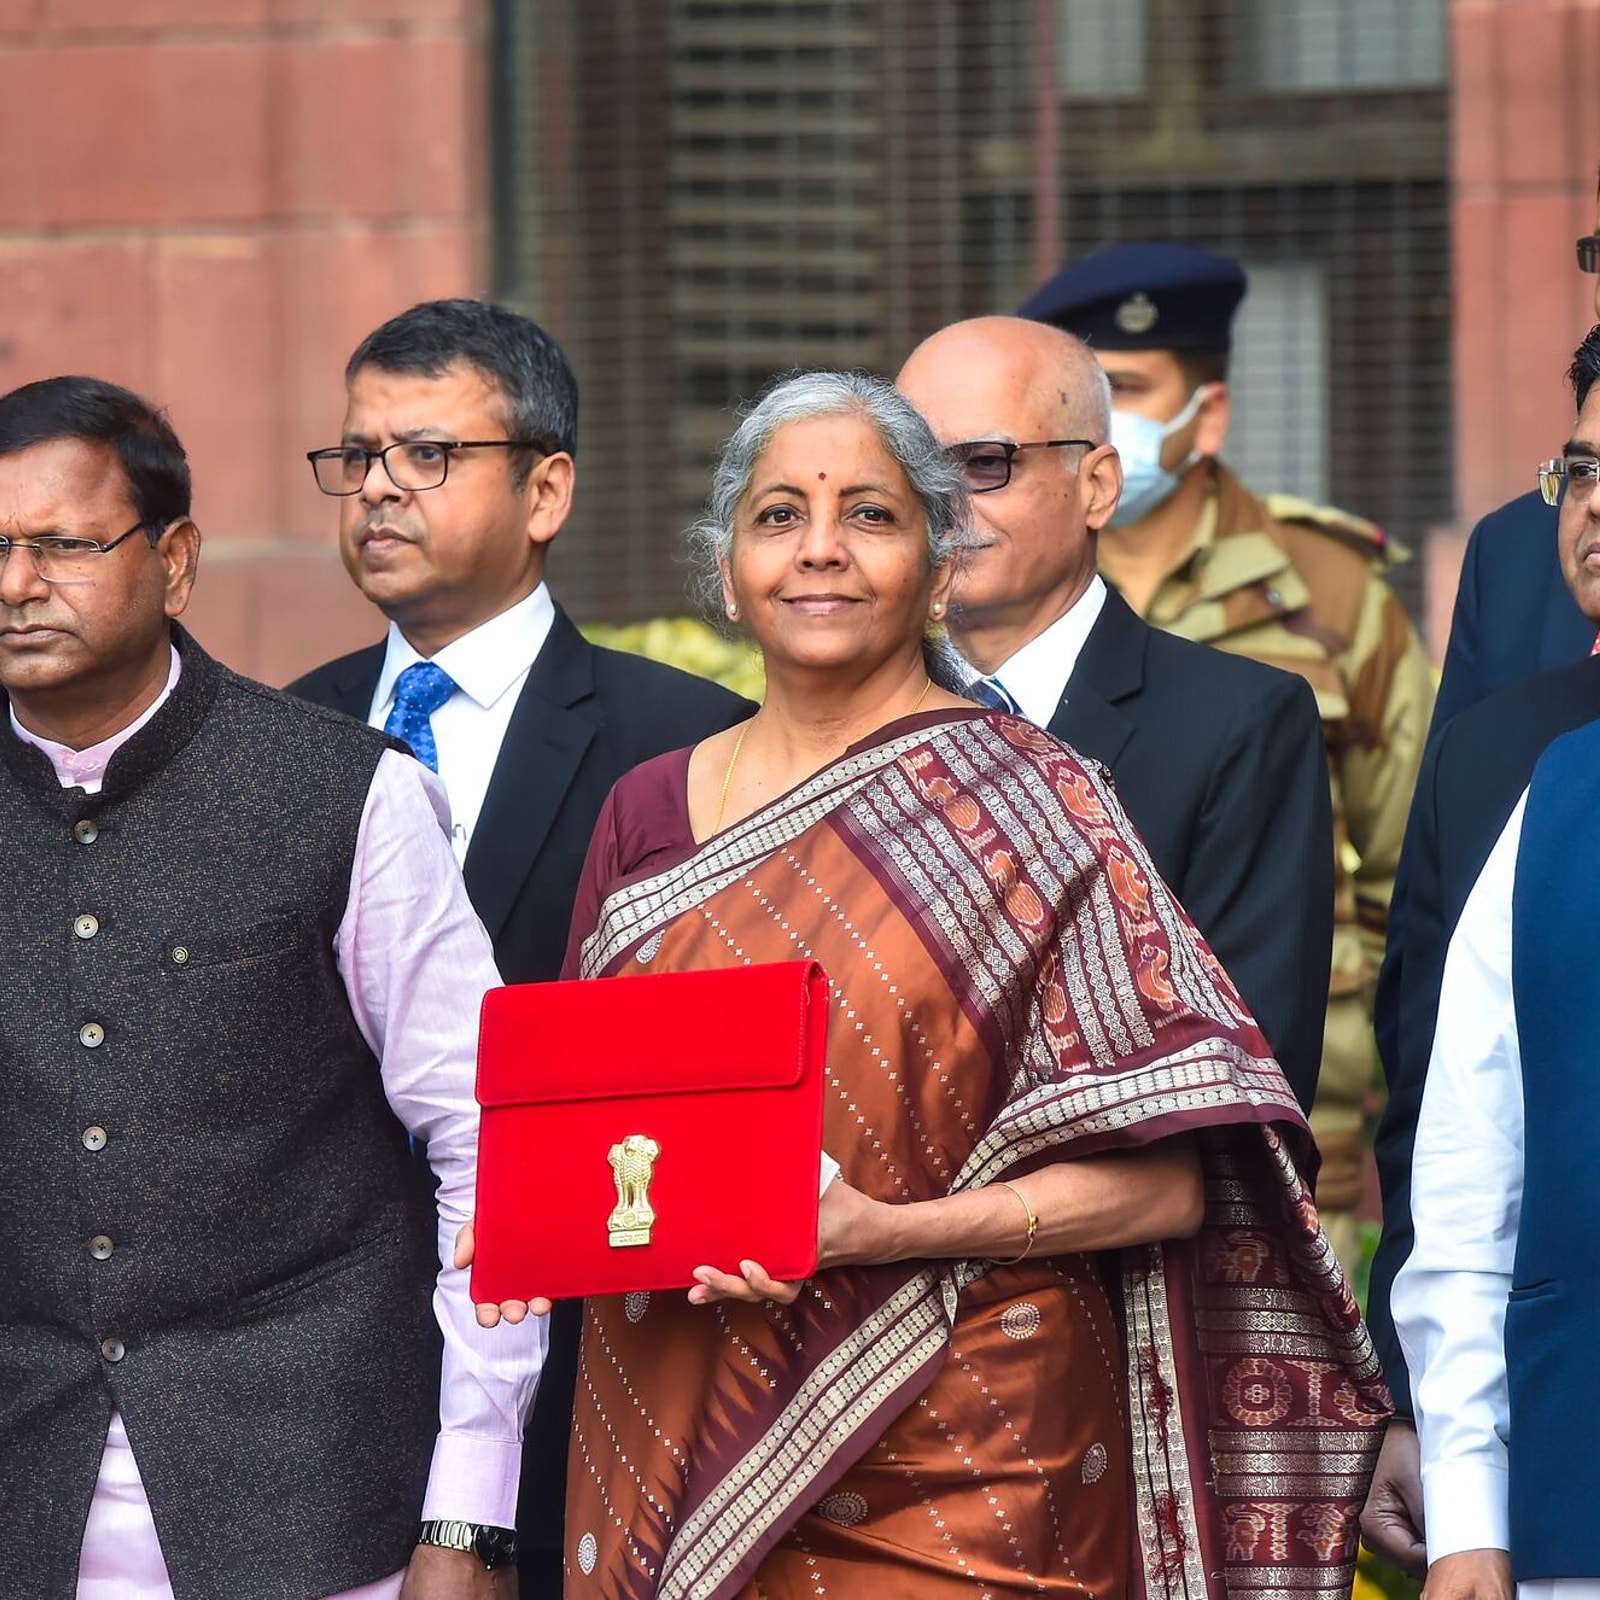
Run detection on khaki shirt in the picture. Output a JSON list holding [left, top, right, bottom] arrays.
[[1117, 463, 1435, 1192]]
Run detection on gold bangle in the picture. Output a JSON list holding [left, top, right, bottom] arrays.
[[991, 1181, 1038, 1265]]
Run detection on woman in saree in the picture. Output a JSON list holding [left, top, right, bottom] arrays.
[[476, 371, 1386, 1598]]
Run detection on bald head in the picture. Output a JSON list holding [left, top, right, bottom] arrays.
[[897, 316, 1111, 447], [896, 317, 1123, 674]]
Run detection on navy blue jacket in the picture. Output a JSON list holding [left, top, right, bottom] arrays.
[[1428, 490, 1591, 728], [1507, 721, 1600, 1579], [1369, 491, 1594, 1410]]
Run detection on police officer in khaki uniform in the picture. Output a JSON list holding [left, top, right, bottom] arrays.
[[1022, 243, 1435, 1272]]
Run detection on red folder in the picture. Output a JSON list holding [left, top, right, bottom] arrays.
[[471, 960, 829, 1303]]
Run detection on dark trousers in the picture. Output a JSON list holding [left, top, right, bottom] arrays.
[[517, 1298, 582, 1597]]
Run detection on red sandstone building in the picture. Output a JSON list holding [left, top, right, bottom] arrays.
[[0, 0, 1595, 681]]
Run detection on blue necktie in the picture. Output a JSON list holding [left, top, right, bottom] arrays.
[[384, 661, 457, 773], [970, 675, 1021, 714]]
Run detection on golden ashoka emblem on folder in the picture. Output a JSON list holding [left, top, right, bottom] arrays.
[[608, 1134, 660, 1247]]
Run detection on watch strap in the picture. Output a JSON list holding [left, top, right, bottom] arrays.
[[417, 1519, 518, 1570]]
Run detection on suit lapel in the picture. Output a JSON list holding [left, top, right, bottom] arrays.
[[462, 606, 598, 941], [320, 643, 386, 719], [1046, 589, 1145, 771]]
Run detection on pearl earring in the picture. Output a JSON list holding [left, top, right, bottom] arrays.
[[931, 601, 945, 619], [726, 603, 740, 621]]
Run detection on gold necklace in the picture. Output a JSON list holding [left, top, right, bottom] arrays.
[[712, 721, 751, 835], [712, 679, 934, 836]]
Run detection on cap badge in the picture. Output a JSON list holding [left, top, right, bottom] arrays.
[[1114, 292, 1159, 335]]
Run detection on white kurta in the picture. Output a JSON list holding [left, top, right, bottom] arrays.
[[1392, 790, 1600, 1599]]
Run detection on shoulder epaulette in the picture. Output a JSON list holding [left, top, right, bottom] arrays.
[[1264, 491, 1406, 563]]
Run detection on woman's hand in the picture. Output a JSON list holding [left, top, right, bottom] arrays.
[[676, 1136, 1209, 1313], [687, 1178, 902, 1306], [454, 1220, 553, 1327], [687, 1259, 803, 1306]]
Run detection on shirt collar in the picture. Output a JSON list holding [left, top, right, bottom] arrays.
[[986, 574, 1107, 727], [10, 645, 182, 790], [373, 583, 555, 714]]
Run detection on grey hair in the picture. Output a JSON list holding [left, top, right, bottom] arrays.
[[686, 369, 973, 621]]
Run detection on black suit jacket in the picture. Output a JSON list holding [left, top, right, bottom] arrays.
[[1048, 590, 1333, 1112], [289, 603, 753, 1564], [1366, 656, 1600, 1412]]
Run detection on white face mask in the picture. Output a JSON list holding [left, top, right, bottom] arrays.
[[1107, 387, 1209, 528]]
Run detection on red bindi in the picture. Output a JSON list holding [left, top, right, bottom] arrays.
[[818, 471, 827, 480]]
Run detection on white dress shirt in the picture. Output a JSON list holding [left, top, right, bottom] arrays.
[[1392, 791, 1599, 1599], [368, 584, 555, 861], [12, 652, 546, 1599], [980, 574, 1107, 727]]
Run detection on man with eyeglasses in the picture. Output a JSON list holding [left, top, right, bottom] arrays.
[[898, 315, 1332, 1111], [1360, 175, 1600, 1580], [1389, 326, 1600, 1600], [289, 298, 752, 1596], [0, 374, 545, 1599], [1021, 242, 1435, 1285]]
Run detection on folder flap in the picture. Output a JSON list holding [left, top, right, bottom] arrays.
[[475, 959, 828, 1109]]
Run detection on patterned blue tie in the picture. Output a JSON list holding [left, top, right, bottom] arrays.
[[383, 661, 457, 773], [970, 675, 1021, 715]]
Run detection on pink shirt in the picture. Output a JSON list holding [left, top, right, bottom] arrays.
[[11, 651, 545, 1599]]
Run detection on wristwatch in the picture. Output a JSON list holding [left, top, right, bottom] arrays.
[[417, 1519, 519, 1570]]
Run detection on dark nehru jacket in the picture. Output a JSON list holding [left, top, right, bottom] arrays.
[[0, 629, 441, 1600]]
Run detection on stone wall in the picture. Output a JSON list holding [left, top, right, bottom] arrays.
[[0, 0, 485, 683]]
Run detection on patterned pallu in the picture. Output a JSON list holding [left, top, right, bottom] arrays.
[[565, 709, 1388, 1599]]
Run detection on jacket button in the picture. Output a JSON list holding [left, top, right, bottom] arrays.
[[74, 914, 100, 941], [1264, 586, 1284, 607], [82, 1126, 108, 1152], [170, 946, 190, 966], [73, 820, 99, 845], [88, 1235, 114, 1261], [79, 1022, 105, 1048], [100, 1337, 125, 1364]]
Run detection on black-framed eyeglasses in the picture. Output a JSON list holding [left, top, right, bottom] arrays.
[[1539, 453, 1600, 507], [1579, 234, 1599, 274], [306, 438, 553, 497], [0, 519, 157, 583], [944, 438, 1097, 494]]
